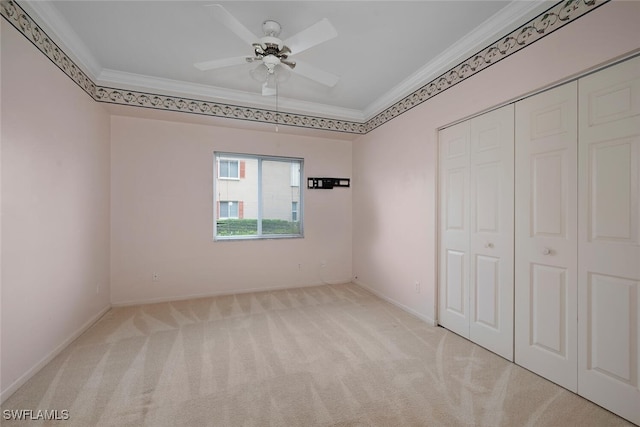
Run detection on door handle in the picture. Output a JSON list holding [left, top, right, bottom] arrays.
[[542, 247, 552, 255], [485, 242, 494, 249]]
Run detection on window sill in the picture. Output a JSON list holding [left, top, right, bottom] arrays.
[[214, 234, 304, 242]]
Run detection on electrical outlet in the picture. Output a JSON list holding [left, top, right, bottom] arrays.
[[152, 272, 160, 282], [415, 281, 420, 293]]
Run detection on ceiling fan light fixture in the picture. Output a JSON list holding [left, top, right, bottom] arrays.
[[269, 68, 290, 84], [249, 63, 269, 82], [250, 63, 290, 84]]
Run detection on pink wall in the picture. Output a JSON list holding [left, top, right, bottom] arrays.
[[352, 1, 640, 324], [110, 114, 352, 305], [1, 21, 111, 400]]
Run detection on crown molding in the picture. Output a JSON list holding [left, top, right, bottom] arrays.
[[97, 69, 365, 122], [363, 0, 553, 120], [19, 0, 101, 79]]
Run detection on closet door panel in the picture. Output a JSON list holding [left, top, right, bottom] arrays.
[[532, 152, 566, 236], [578, 55, 640, 425], [530, 264, 567, 355], [515, 81, 578, 391], [439, 121, 471, 338], [469, 104, 515, 361]]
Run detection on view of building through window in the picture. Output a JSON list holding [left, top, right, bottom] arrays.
[[215, 153, 303, 239]]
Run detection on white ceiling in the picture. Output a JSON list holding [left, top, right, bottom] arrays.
[[23, 1, 553, 121]]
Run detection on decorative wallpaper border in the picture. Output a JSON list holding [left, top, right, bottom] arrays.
[[2, 0, 608, 135], [93, 86, 366, 134]]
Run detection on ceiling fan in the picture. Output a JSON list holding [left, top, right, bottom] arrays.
[[194, 5, 340, 96]]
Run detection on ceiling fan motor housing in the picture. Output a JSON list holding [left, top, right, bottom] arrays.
[[258, 36, 283, 52], [259, 41, 283, 57]]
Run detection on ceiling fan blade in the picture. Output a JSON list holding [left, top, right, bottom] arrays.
[[194, 56, 248, 71], [283, 18, 337, 55], [206, 4, 257, 47], [291, 60, 339, 87]]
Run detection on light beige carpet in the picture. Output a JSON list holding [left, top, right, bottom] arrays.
[[1, 283, 632, 426]]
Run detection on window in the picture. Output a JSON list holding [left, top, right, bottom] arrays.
[[219, 201, 239, 219], [218, 159, 242, 179], [214, 153, 303, 240]]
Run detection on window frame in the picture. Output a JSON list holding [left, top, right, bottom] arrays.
[[214, 152, 304, 241], [218, 159, 240, 180], [218, 200, 239, 219]]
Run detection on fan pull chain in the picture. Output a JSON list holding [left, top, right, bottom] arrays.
[[275, 80, 279, 132]]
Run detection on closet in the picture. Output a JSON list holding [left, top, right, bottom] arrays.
[[438, 55, 639, 424]]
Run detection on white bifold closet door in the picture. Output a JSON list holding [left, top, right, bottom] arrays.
[[514, 82, 579, 392], [439, 121, 471, 338], [577, 56, 640, 425], [439, 104, 514, 361]]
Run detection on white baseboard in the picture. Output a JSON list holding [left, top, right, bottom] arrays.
[[353, 279, 436, 326], [0, 305, 111, 404], [111, 279, 353, 307]]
